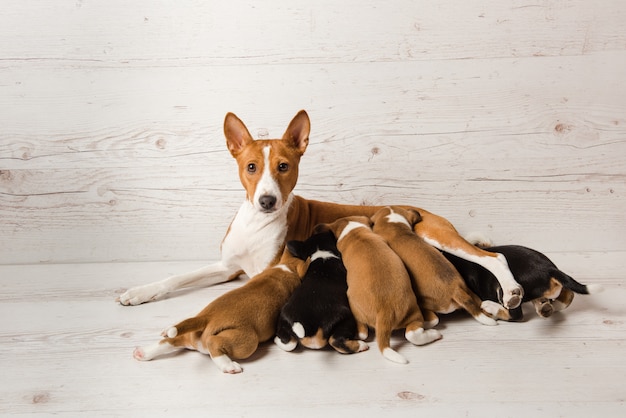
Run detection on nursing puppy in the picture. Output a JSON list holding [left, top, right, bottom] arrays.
[[443, 244, 603, 321], [132, 251, 307, 373], [371, 206, 501, 326], [274, 230, 368, 354], [317, 216, 442, 364]]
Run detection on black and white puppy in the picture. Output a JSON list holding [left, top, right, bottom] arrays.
[[274, 229, 368, 354], [443, 245, 603, 321]]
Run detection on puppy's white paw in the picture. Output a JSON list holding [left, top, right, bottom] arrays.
[[118, 284, 167, 306], [292, 322, 305, 339], [274, 336, 297, 352], [477, 313, 498, 326], [212, 355, 243, 374], [405, 328, 442, 346], [356, 340, 369, 352], [133, 347, 147, 361], [423, 317, 440, 329], [481, 300, 504, 317]]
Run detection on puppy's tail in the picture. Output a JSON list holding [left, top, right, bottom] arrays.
[[163, 317, 208, 339], [375, 317, 408, 364], [553, 270, 604, 295]]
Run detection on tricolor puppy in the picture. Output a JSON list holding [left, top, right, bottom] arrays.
[[274, 229, 367, 354], [442, 245, 603, 321], [318, 216, 442, 364], [370, 206, 502, 326], [132, 250, 306, 374], [118, 110, 523, 313]]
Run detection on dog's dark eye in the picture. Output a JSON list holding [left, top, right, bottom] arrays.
[[247, 163, 257, 173], [278, 163, 289, 172]]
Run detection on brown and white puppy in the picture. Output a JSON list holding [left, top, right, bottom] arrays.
[[317, 216, 442, 364], [132, 250, 307, 374], [370, 206, 502, 326]]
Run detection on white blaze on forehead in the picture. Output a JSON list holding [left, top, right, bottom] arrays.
[[337, 221, 367, 242], [310, 249, 339, 262], [384, 208, 410, 228], [253, 145, 282, 208]]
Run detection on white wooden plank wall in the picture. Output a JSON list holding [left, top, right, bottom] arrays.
[[1, 3, 626, 417], [1, 1, 625, 278]]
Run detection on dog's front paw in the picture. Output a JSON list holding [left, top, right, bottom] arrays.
[[117, 284, 166, 306], [502, 285, 523, 310], [212, 355, 243, 374]]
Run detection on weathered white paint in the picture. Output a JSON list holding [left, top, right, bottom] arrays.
[[0, 261, 623, 415], [1, 1, 624, 273], [0, 3, 625, 412]]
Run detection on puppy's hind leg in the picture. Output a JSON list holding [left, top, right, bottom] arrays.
[[328, 316, 369, 354], [202, 328, 259, 374], [452, 287, 498, 325], [553, 288, 575, 312], [403, 308, 442, 346], [422, 309, 440, 329], [133, 340, 184, 361], [274, 317, 298, 352]]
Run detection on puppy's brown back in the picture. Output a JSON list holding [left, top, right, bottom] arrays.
[[165, 253, 304, 354]]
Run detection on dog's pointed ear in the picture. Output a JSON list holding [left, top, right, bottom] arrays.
[[313, 223, 330, 235], [282, 110, 310, 155], [224, 112, 254, 157]]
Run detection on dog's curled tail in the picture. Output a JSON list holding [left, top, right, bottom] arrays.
[[554, 270, 604, 295], [163, 317, 208, 339]]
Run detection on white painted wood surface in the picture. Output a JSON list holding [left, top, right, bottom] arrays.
[[1, 1, 625, 416], [0, 263, 623, 416], [1, 0, 625, 270]]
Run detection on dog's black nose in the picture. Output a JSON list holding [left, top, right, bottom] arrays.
[[259, 195, 277, 211]]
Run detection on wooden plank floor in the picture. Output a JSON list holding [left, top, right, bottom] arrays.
[[1, 261, 624, 417]]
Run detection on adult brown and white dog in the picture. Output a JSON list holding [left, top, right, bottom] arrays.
[[117, 110, 522, 310]]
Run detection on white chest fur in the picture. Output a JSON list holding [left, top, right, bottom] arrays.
[[220, 194, 293, 277]]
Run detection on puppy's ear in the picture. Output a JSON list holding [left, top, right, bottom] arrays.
[[407, 209, 423, 227], [224, 112, 254, 157], [286, 240, 306, 260], [282, 110, 310, 155], [313, 223, 330, 234]]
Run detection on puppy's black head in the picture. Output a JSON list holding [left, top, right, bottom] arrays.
[[287, 230, 340, 260]]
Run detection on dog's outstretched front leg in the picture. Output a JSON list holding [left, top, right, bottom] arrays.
[[118, 261, 239, 305]]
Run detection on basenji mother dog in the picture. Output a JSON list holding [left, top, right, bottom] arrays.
[[117, 110, 523, 310]]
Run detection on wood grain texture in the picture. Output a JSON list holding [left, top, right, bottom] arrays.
[[0, 262, 623, 416], [1, 0, 625, 276]]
